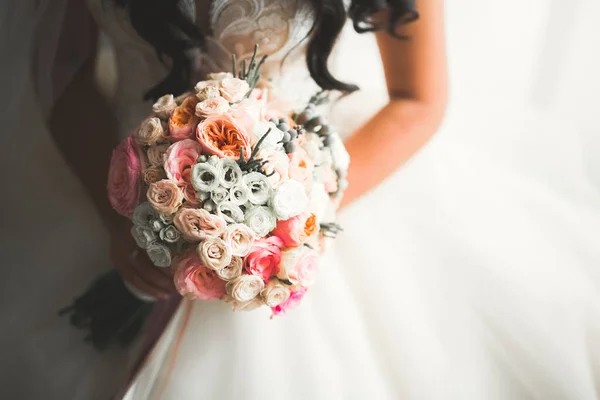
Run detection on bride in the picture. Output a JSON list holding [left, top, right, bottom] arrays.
[[13, 0, 598, 398]]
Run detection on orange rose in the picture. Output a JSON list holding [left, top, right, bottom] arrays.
[[168, 96, 200, 141], [196, 114, 251, 160]]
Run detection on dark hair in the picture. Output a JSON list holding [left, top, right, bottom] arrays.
[[112, 0, 418, 101]]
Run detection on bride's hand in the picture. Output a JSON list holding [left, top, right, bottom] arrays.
[[109, 224, 177, 300]]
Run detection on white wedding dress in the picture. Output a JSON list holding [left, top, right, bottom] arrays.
[[3, 0, 600, 399]]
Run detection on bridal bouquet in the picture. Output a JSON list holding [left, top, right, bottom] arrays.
[[107, 54, 349, 315]]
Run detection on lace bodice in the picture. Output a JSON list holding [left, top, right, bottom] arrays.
[[87, 0, 316, 136]]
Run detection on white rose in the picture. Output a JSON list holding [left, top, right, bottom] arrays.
[[195, 85, 221, 101], [152, 94, 177, 119], [219, 77, 250, 103], [328, 133, 350, 172], [223, 223, 255, 257], [207, 72, 233, 82], [253, 121, 284, 151], [135, 117, 165, 146], [217, 201, 245, 224], [131, 225, 157, 249], [224, 294, 265, 312], [261, 279, 291, 307], [133, 202, 158, 228], [195, 97, 230, 117], [146, 242, 172, 268], [270, 180, 309, 220], [244, 206, 277, 237], [226, 275, 265, 302], [301, 132, 323, 165], [243, 172, 273, 205], [198, 237, 232, 271], [217, 256, 243, 281]]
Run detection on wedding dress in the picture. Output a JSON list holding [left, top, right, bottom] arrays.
[[3, 0, 599, 398]]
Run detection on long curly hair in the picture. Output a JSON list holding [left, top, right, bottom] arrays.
[[111, 0, 418, 101]]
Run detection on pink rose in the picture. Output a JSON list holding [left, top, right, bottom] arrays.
[[288, 147, 314, 185], [164, 139, 202, 186], [173, 208, 227, 242], [272, 213, 317, 247], [244, 236, 284, 281], [276, 246, 319, 287], [272, 287, 308, 316], [107, 136, 142, 217], [146, 179, 184, 216], [168, 96, 200, 141], [228, 98, 263, 134], [258, 149, 289, 187], [174, 251, 226, 300], [196, 114, 251, 160], [219, 77, 250, 103]]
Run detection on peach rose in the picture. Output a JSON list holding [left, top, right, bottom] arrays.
[[219, 77, 250, 103], [107, 136, 142, 217], [173, 208, 227, 242], [272, 287, 307, 316], [244, 236, 284, 281], [196, 114, 251, 160], [288, 147, 314, 185], [164, 140, 202, 201], [276, 246, 319, 287], [168, 96, 200, 141], [195, 96, 230, 118], [174, 251, 226, 300], [143, 167, 166, 185], [147, 179, 184, 215], [272, 212, 317, 247]]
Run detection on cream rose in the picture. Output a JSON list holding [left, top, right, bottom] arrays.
[[195, 97, 230, 118], [147, 144, 169, 167], [135, 117, 165, 146], [224, 295, 265, 312], [143, 167, 167, 185], [261, 279, 291, 308], [223, 223, 255, 257], [195, 85, 221, 102], [270, 180, 309, 220], [147, 179, 184, 216], [277, 246, 319, 287], [198, 237, 232, 271], [152, 94, 177, 119], [226, 274, 265, 302], [219, 77, 250, 102], [216, 256, 243, 281], [173, 208, 227, 242]]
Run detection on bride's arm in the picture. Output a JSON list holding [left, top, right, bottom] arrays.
[[341, 0, 447, 208]]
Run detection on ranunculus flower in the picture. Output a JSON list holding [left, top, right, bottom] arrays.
[[107, 136, 142, 217], [135, 117, 165, 146], [243, 172, 273, 205], [159, 225, 181, 243], [152, 94, 177, 119], [223, 223, 255, 257], [261, 279, 291, 308], [190, 161, 220, 193], [147, 179, 184, 216], [270, 180, 309, 220], [164, 139, 202, 186], [174, 251, 226, 300], [143, 167, 166, 185], [216, 256, 243, 281], [226, 274, 265, 302], [288, 147, 314, 185], [219, 77, 250, 103], [173, 208, 227, 242], [272, 212, 317, 247], [168, 96, 200, 141], [198, 237, 232, 271], [146, 242, 172, 268], [244, 236, 284, 281], [217, 158, 243, 188], [229, 184, 250, 206], [196, 114, 251, 160], [147, 144, 170, 167], [244, 206, 277, 237], [257, 149, 289, 188], [195, 96, 230, 118], [277, 246, 319, 287], [272, 287, 308, 316]]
